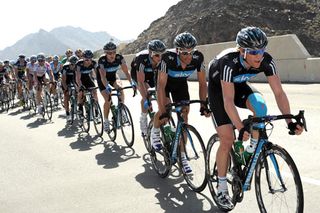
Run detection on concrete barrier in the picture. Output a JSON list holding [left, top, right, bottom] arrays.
[[121, 34, 320, 83]]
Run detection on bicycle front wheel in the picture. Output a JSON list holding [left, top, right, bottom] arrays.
[[92, 101, 103, 137], [82, 103, 90, 133], [119, 104, 134, 147], [44, 92, 52, 120], [178, 124, 207, 192], [255, 144, 303, 213]]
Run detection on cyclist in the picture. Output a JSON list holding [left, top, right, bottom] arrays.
[[75, 49, 98, 118], [50, 55, 63, 104], [0, 61, 11, 83], [26, 55, 37, 97], [62, 55, 78, 122], [151, 32, 210, 173], [14, 54, 28, 106], [75, 48, 83, 59], [34, 53, 54, 114], [3, 60, 15, 79], [130, 39, 166, 135], [97, 41, 135, 132], [207, 26, 304, 210], [61, 49, 73, 64]]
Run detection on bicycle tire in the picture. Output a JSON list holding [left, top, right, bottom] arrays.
[[59, 89, 64, 108], [92, 101, 104, 137], [142, 120, 153, 152], [178, 124, 207, 192], [255, 144, 304, 213], [45, 92, 52, 120], [119, 104, 134, 147], [82, 102, 90, 133], [150, 127, 171, 178], [107, 106, 117, 141], [69, 97, 76, 125]]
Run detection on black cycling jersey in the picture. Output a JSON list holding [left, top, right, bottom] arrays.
[[160, 49, 205, 81], [14, 60, 27, 78], [97, 54, 125, 91], [76, 59, 97, 88], [160, 49, 205, 102], [0, 67, 8, 81], [62, 63, 76, 86], [131, 50, 158, 88], [208, 48, 277, 127], [209, 48, 276, 84]]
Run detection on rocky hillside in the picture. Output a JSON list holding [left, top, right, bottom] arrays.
[[122, 0, 320, 57]]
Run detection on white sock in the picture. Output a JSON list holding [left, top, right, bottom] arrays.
[[218, 176, 228, 193]]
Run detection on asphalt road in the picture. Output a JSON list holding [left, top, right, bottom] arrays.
[[0, 82, 319, 213]]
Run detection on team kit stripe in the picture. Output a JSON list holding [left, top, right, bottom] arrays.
[[223, 65, 233, 82]]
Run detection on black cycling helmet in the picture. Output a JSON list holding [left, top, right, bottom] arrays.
[[173, 32, 197, 49], [147, 39, 166, 53], [19, 54, 26, 58], [37, 53, 46, 61], [3, 60, 9, 64], [83, 49, 94, 59], [103, 42, 117, 51], [236, 26, 268, 49], [69, 55, 79, 64], [30, 55, 37, 62]]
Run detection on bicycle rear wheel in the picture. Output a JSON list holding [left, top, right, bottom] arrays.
[[119, 104, 134, 147], [149, 127, 171, 178], [178, 124, 207, 192], [69, 97, 76, 125], [92, 101, 103, 137], [206, 134, 236, 210], [255, 144, 303, 213]]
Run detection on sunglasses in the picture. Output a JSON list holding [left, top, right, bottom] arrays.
[[151, 52, 163, 58], [84, 58, 92, 61], [245, 48, 265, 55], [38, 59, 45, 62], [106, 51, 116, 55], [178, 49, 195, 56]]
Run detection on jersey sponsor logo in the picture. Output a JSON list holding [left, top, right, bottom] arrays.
[[105, 66, 120, 72], [168, 69, 195, 78], [81, 69, 92, 74], [233, 73, 257, 83], [144, 67, 153, 72]]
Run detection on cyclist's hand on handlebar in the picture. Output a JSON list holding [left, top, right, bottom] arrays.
[[200, 105, 210, 117], [288, 122, 304, 135], [238, 126, 250, 141], [131, 81, 137, 97]]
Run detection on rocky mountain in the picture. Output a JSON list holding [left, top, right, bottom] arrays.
[[122, 0, 320, 57], [0, 26, 118, 60]]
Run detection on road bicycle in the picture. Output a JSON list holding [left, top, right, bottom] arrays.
[[149, 100, 207, 192], [206, 111, 307, 212], [39, 82, 53, 120], [106, 86, 136, 147], [79, 87, 104, 137]]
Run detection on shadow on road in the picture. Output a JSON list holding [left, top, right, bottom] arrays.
[[69, 132, 104, 151], [26, 117, 52, 128], [57, 123, 81, 138], [135, 154, 221, 213], [95, 142, 140, 169]]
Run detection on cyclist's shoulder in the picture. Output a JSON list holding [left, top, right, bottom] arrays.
[[162, 49, 177, 62]]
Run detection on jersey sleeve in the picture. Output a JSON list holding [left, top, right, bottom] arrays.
[[261, 53, 278, 77], [219, 58, 235, 83], [194, 51, 205, 72]]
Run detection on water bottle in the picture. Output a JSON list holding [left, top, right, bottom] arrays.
[[234, 140, 244, 165], [243, 138, 258, 164], [110, 104, 116, 115], [170, 126, 176, 139], [163, 124, 171, 139]]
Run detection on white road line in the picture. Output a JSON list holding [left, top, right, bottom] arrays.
[[301, 176, 320, 186]]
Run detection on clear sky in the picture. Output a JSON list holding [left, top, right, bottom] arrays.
[[0, 0, 182, 50]]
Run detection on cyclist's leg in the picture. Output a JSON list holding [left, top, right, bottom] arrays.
[[208, 81, 234, 209], [138, 81, 150, 134], [237, 82, 267, 142]]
